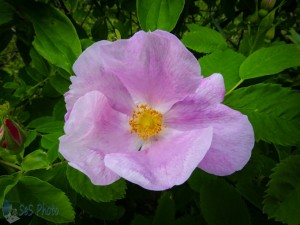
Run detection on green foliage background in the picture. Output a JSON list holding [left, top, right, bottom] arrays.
[[0, 0, 299, 224]]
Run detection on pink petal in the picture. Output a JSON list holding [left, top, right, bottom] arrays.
[[198, 106, 254, 175], [164, 82, 253, 176], [116, 30, 202, 110], [67, 30, 202, 113], [104, 127, 213, 191], [67, 40, 135, 115], [195, 73, 225, 103], [59, 91, 141, 184], [164, 74, 226, 130], [68, 146, 119, 185]]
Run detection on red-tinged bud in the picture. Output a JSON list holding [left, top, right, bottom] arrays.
[[261, 0, 276, 11], [1, 118, 26, 154]]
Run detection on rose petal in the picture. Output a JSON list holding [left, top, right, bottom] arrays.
[[195, 73, 225, 103], [165, 93, 254, 176], [104, 127, 213, 190], [198, 106, 254, 175], [67, 30, 202, 114], [67, 40, 135, 115], [164, 74, 230, 131], [59, 91, 142, 184], [116, 30, 202, 111], [68, 145, 119, 185]]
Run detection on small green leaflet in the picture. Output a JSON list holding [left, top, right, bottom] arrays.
[[153, 192, 175, 225], [263, 155, 300, 225], [21, 150, 49, 172], [66, 165, 126, 202], [182, 25, 227, 53], [224, 83, 300, 146], [199, 49, 245, 91], [27, 116, 64, 134], [0, 0, 13, 25], [10, 0, 81, 74], [189, 169, 251, 225], [240, 44, 300, 79], [0, 173, 21, 207], [6, 176, 75, 223], [137, 0, 184, 31]]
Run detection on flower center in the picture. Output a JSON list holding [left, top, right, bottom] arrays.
[[129, 104, 164, 139]]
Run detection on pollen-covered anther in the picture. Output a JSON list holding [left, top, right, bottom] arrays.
[[129, 104, 164, 139]]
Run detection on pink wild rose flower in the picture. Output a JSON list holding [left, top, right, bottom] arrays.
[[59, 30, 254, 191]]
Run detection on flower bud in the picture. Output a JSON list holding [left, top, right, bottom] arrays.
[[248, 12, 258, 23], [258, 9, 268, 17], [261, 0, 276, 11], [1, 118, 26, 154], [265, 25, 275, 40]]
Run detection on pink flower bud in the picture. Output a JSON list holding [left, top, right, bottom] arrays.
[[261, 0, 276, 10], [1, 118, 26, 154]]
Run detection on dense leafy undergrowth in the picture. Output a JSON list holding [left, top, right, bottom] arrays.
[[0, 0, 299, 224]]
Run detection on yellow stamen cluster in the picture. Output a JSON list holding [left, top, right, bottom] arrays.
[[129, 104, 164, 139]]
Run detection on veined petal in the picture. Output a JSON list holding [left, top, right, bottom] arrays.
[[67, 30, 201, 113], [67, 40, 135, 115], [195, 73, 225, 103], [165, 97, 254, 175], [116, 30, 202, 110], [198, 106, 254, 175], [68, 145, 119, 185], [164, 74, 227, 130], [104, 127, 213, 191], [59, 91, 141, 184]]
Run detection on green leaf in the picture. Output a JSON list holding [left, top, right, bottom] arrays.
[[230, 147, 277, 210], [0, 0, 14, 25], [12, 0, 81, 73], [8, 176, 75, 223], [182, 26, 227, 53], [263, 155, 300, 225], [66, 165, 126, 202], [21, 150, 49, 172], [240, 44, 300, 79], [0, 173, 20, 207], [197, 174, 251, 225], [199, 49, 245, 91], [224, 84, 300, 146], [24, 130, 37, 148], [41, 132, 62, 163], [137, 0, 184, 31], [248, 9, 275, 53], [153, 192, 175, 225], [53, 98, 66, 121], [41, 133, 59, 151], [91, 18, 108, 41], [288, 28, 300, 45], [27, 116, 54, 128], [49, 74, 70, 95], [81, 38, 95, 51], [29, 48, 49, 77], [27, 117, 63, 134]]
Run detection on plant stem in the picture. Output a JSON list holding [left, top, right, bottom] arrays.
[[0, 159, 22, 171], [225, 79, 244, 96]]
